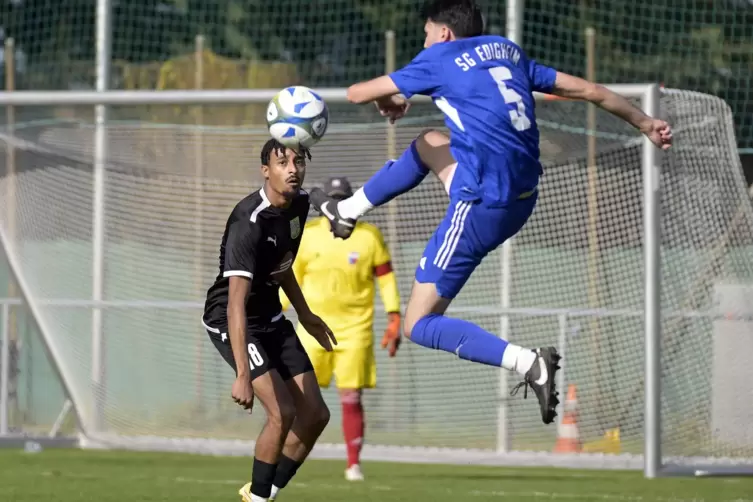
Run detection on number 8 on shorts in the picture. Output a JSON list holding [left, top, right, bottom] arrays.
[[247, 343, 265, 370]]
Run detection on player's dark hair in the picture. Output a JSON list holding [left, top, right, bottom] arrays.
[[420, 0, 484, 38], [260, 138, 311, 166]]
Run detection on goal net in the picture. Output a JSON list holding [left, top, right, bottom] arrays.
[[0, 88, 751, 472]]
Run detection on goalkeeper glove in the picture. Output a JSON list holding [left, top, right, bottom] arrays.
[[381, 312, 402, 357]]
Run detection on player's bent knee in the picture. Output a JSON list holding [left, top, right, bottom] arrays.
[[301, 401, 330, 433], [416, 128, 449, 147], [415, 129, 450, 158], [268, 402, 297, 431], [404, 305, 428, 340], [404, 282, 452, 340], [299, 395, 330, 429], [414, 130, 454, 183], [315, 403, 331, 429], [403, 316, 416, 340]]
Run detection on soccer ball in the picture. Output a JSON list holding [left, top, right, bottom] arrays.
[[266, 86, 329, 149]]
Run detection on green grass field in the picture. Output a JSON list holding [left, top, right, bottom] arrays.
[[1, 449, 752, 501]]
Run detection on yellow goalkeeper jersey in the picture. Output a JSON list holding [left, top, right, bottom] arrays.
[[280, 217, 401, 348]]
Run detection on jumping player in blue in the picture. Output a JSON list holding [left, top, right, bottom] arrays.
[[309, 0, 673, 424]]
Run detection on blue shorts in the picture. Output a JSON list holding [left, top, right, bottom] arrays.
[[415, 192, 538, 299]]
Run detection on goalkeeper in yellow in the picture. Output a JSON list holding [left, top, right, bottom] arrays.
[[281, 176, 401, 482]]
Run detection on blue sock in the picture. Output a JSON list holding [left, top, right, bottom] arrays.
[[410, 313, 509, 367], [362, 140, 429, 206]]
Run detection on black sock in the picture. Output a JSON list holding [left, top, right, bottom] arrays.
[[251, 457, 277, 498], [272, 455, 303, 490]]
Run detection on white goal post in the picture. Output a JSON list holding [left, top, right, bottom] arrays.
[[0, 85, 752, 479]]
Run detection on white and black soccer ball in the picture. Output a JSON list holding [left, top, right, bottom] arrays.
[[266, 86, 329, 149]]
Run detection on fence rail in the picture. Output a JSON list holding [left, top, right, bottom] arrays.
[[0, 297, 745, 320]]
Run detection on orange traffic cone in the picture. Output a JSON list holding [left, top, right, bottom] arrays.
[[554, 384, 582, 453]]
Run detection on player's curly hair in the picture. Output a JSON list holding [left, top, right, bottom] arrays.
[[260, 138, 312, 166], [420, 0, 484, 38]]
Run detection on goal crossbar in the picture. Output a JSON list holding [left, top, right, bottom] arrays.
[[0, 84, 651, 106]]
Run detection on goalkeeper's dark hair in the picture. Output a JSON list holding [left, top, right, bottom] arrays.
[[260, 138, 311, 166], [420, 0, 484, 38]]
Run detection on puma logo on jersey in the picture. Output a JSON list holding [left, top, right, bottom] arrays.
[[267, 236, 277, 246]]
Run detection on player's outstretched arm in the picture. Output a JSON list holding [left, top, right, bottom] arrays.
[[347, 75, 410, 124], [347, 76, 401, 104], [551, 72, 673, 150], [278, 268, 337, 351], [228, 276, 255, 410], [346, 46, 441, 122]]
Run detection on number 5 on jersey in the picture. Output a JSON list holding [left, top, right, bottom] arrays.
[[488, 67, 532, 132], [247, 343, 264, 369]]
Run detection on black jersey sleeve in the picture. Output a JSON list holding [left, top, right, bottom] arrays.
[[223, 218, 262, 279]]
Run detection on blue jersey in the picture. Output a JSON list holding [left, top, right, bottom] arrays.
[[389, 35, 557, 206]]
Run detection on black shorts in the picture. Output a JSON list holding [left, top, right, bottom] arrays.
[[204, 317, 314, 381]]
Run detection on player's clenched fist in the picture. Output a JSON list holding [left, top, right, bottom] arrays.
[[375, 95, 411, 124], [231, 376, 254, 411], [300, 310, 338, 351], [640, 118, 673, 150]]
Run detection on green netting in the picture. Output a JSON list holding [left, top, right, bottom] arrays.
[[0, 1, 750, 146], [521, 0, 753, 150]]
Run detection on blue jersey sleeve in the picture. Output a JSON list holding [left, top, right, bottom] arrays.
[[528, 60, 557, 94], [389, 47, 443, 99]]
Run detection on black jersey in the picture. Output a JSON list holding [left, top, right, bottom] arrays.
[[203, 187, 309, 329]]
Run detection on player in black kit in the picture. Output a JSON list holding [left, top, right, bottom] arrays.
[[203, 139, 337, 502]]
